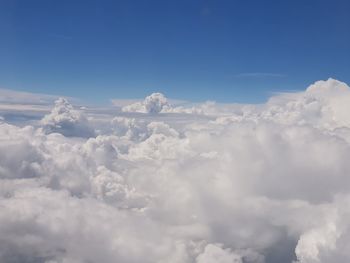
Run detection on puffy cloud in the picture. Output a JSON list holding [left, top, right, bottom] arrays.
[[144, 93, 169, 114], [121, 93, 228, 116], [41, 98, 95, 138], [195, 244, 265, 263], [1, 79, 350, 262], [0, 124, 44, 179], [262, 78, 350, 129], [122, 93, 170, 114], [196, 244, 243, 263]]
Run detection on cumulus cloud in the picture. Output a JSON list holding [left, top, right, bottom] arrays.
[[1, 78, 350, 262], [41, 98, 95, 137], [122, 92, 170, 114], [121, 92, 230, 115]]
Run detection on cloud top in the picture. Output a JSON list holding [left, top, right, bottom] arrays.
[[122, 92, 170, 114], [1, 79, 350, 263], [41, 97, 95, 137]]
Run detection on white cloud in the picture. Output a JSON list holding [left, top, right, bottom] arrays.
[[1, 79, 350, 262], [196, 244, 243, 263], [122, 92, 170, 114], [41, 98, 95, 138]]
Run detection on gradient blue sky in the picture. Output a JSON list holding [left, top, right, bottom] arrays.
[[1, 0, 349, 103]]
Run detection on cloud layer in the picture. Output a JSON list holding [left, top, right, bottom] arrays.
[[1, 78, 350, 263]]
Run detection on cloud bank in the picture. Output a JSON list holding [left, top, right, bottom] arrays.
[[1, 78, 350, 263]]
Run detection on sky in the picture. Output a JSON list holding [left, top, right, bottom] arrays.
[[0, 0, 349, 103]]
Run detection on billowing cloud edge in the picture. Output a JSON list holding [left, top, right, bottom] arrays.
[[1, 78, 350, 263]]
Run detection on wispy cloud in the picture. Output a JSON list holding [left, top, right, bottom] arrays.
[[0, 88, 58, 105], [234, 72, 286, 78]]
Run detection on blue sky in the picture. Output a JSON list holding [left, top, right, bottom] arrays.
[[0, 0, 349, 103]]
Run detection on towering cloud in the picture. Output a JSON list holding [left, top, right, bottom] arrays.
[[41, 98, 95, 137], [122, 92, 170, 113], [1, 79, 350, 263]]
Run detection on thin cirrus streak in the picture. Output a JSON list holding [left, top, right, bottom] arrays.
[[0, 78, 350, 263]]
